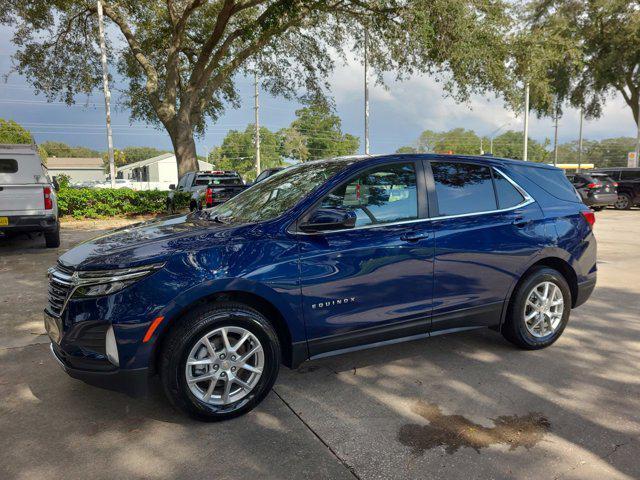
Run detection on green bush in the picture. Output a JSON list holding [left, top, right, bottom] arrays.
[[57, 187, 192, 219]]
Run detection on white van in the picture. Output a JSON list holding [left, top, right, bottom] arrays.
[[0, 144, 59, 247]]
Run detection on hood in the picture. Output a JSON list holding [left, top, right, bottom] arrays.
[[58, 213, 236, 270]]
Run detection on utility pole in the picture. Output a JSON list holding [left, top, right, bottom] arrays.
[[635, 97, 640, 167], [577, 107, 584, 172], [480, 138, 484, 155], [97, 0, 115, 188], [254, 70, 261, 176], [523, 82, 530, 162], [553, 103, 559, 166], [364, 28, 370, 155]]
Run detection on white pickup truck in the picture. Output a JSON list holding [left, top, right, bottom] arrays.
[[0, 144, 60, 247]]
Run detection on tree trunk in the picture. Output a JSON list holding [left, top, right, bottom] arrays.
[[168, 119, 199, 178]]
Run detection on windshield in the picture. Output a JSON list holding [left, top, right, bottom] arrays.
[[205, 160, 352, 223]]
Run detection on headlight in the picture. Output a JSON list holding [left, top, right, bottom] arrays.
[[71, 262, 165, 298]]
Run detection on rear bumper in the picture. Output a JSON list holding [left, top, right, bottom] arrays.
[[50, 342, 149, 397], [574, 277, 597, 308], [0, 214, 57, 233], [584, 193, 618, 207]]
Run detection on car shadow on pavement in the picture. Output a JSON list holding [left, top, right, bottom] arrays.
[[277, 284, 640, 479]]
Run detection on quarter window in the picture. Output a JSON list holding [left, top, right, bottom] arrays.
[[493, 170, 525, 209], [432, 162, 497, 216], [0, 159, 18, 174], [320, 163, 418, 227]]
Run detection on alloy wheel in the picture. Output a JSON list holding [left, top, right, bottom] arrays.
[[523, 281, 564, 338], [185, 326, 264, 406], [614, 195, 630, 209]]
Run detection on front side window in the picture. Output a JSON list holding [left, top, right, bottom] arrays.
[[621, 170, 640, 181], [432, 162, 497, 216], [0, 159, 18, 174], [319, 163, 418, 227]]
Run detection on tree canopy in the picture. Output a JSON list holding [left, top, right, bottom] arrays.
[[2, 0, 514, 176], [40, 141, 100, 158], [525, 0, 640, 127], [395, 127, 550, 162], [0, 118, 34, 144]]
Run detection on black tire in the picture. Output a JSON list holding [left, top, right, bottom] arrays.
[[166, 199, 175, 214], [591, 206, 603, 212], [44, 223, 61, 248], [189, 201, 197, 212], [502, 267, 572, 349], [614, 193, 631, 210], [160, 302, 281, 421]]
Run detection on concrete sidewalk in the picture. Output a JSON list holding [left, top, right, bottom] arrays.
[[1, 211, 639, 479]]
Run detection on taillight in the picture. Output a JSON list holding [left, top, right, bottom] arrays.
[[43, 186, 53, 210], [205, 187, 213, 207], [586, 183, 601, 189], [581, 210, 596, 228], [613, 182, 618, 187]]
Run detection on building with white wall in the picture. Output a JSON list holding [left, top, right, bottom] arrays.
[[46, 157, 105, 183], [117, 153, 213, 186]]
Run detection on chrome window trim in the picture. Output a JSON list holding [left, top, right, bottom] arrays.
[[293, 166, 534, 236]]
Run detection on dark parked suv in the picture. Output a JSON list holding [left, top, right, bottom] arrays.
[[45, 154, 597, 420], [591, 167, 640, 210], [566, 172, 618, 210]]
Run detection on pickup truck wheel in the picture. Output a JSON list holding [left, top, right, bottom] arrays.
[[160, 302, 281, 421], [189, 201, 197, 212], [502, 267, 571, 350], [44, 223, 60, 248], [614, 193, 631, 210], [166, 199, 175, 214]]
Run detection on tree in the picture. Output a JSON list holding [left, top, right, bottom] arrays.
[[0, 118, 34, 144], [4, 1, 513, 177], [527, 0, 640, 131], [396, 128, 483, 155], [491, 130, 549, 162], [287, 102, 359, 160], [209, 125, 283, 181], [278, 127, 309, 162], [40, 141, 100, 158]]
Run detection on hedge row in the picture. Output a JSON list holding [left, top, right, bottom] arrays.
[[57, 188, 192, 219]]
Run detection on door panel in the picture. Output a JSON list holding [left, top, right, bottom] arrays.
[[299, 223, 434, 355], [431, 202, 547, 331]]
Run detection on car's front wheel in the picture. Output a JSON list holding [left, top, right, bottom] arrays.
[[502, 267, 571, 349], [160, 302, 281, 421]]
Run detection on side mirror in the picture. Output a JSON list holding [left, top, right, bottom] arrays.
[[169, 184, 176, 190], [52, 177, 60, 192], [299, 208, 356, 233]]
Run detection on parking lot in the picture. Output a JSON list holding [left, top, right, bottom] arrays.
[[0, 210, 639, 480]]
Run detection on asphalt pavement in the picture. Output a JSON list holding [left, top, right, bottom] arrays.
[[1, 211, 638, 480]]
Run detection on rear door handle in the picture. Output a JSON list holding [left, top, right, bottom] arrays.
[[400, 232, 430, 242], [512, 216, 529, 227]]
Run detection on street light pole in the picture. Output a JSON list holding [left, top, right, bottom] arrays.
[[577, 107, 584, 172], [553, 103, 559, 166], [523, 82, 530, 162], [254, 70, 261, 176], [97, 0, 115, 188], [364, 28, 370, 155]]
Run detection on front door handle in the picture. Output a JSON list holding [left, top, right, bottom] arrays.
[[400, 232, 430, 242]]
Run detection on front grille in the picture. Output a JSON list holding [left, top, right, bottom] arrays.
[[47, 263, 75, 317]]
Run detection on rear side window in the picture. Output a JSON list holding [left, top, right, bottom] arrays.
[[511, 164, 581, 203], [493, 170, 525, 208], [320, 163, 418, 227], [0, 159, 18, 174], [432, 162, 496, 215]]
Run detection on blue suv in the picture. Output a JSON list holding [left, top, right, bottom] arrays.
[[45, 154, 597, 420]]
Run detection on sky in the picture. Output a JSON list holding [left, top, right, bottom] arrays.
[[1, 25, 637, 158]]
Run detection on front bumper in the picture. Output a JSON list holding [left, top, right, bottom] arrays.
[[0, 214, 57, 233], [50, 342, 149, 397]]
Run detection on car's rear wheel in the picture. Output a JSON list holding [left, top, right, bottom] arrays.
[[614, 193, 631, 210], [160, 302, 280, 421], [44, 223, 60, 248], [502, 267, 571, 349]]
